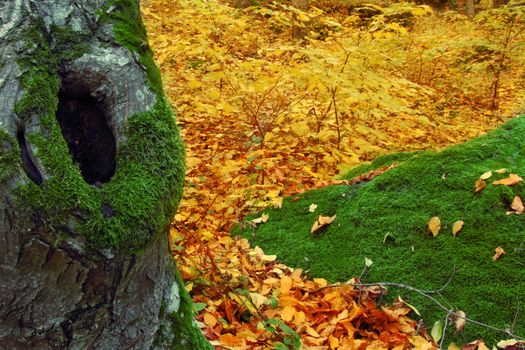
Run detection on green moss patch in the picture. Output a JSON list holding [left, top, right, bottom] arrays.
[[239, 116, 525, 345]]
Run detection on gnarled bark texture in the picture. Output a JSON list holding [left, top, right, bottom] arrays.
[[0, 1, 211, 349]]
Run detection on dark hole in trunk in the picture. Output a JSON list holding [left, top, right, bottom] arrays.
[[16, 127, 43, 185], [56, 90, 116, 185]]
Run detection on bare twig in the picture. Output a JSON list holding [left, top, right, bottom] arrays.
[[311, 278, 524, 341]]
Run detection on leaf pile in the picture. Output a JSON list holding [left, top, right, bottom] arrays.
[[141, 0, 525, 348]]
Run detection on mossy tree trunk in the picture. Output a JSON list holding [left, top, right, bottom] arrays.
[[0, 1, 211, 349]]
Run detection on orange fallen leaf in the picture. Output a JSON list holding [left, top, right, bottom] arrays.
[[219, 333, 244, 347], [311, 214, 337, 234], [475, 179, 486, 192], [511, 196, 524, 214], [493, 173, 523, 186], [495, 168, 508, 174], [204, 312, 218, 328], [480, 171, 492, 180], [452, 220, 464, 237], [493, 246, 506, 261], [428, 216, 441, 237]]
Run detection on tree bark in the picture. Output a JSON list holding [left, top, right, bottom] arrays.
[[0, 1, 211, 349]]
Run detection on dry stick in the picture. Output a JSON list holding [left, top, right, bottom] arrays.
[[313, 280, 524, 341]]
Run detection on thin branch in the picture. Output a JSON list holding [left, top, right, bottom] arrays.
[[312, 279, 525, 341]]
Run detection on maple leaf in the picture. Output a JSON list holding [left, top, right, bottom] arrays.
[[311, 214, 337, 234], [427, 216, 441, 237]]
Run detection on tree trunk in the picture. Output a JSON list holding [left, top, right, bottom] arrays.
[[0, 1, 211, 349], [465, 0, 476, 16], [292, 0, 310, 41]]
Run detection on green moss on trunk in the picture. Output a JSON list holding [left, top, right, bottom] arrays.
[[12, 1, 184, 253], [154, 269, 214, 350]]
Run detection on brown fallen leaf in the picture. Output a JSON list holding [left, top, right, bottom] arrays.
[[475, 179, 486, 192], [493, 173, 523, 186], [511, 196, 524, 215], [493, 246, 506, 261], [455, 310, 466, 332], [480, 171, 492, 180], [452, 220, 464, 237], [428, 216, 441, 237], [311, 214, 337, 234]]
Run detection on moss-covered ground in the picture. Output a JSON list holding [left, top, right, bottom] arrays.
[[238, 115, 525, 345]]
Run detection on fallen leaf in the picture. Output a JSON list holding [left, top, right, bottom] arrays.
[[493, 246, 506, 261], [309, 203, 318, 213], [448, 343, 461, 350], [475, 179, 486, 192], [219, 333, 244, 347], [452, 220, 464, 237], [431, 320, 443, 343], [455, 310, 466, 332], [497, 339, 525, 349], [281, 305, 296, 322], [311, 214, 337, 234], [495, 168, 508, 174], [428, 216, 441, 237], [480, 171, 492, 180], [203, 312, 218, 328], [493, 173, 523, 186], [511, 196, 524, 214], [251, 213, 269, 224]]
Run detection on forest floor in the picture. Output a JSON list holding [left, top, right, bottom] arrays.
[[141, 0, 525, 348]]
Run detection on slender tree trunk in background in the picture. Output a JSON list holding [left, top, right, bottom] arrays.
[[292, 0, 310, 41], [0, 1, 211, 349], [465, 0, 476, 16]]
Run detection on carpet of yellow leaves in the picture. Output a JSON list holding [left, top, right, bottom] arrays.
[[141, 0, 524, 348]]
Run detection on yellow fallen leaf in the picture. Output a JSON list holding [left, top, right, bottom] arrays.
[[309, 203, 318, 213], [493, 173, 523, 186], [280, 275, 293, 294], [311, 214, 337, 234], [452, 220, 464, 237], [511, 196, 524, 214], [493, 246, 505, 261], [428, 216, 441, 237], [495, 168, 508, 174], [475, 179, 486, 192], [480, 171, 492, 180], [281, 305, 296, 322], [251, 213, 269, 224]]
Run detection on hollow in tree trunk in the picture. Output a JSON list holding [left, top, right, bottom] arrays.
[[0, 1, 211, 349]]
